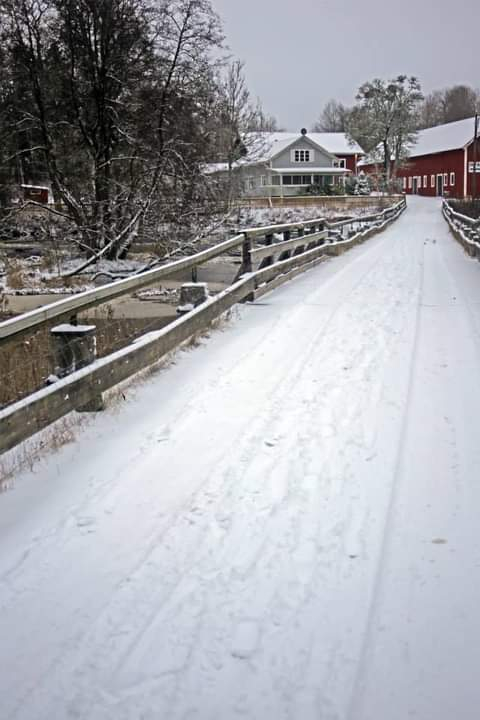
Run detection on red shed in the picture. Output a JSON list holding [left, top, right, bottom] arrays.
[[358, 116, 479, 199], [21, 184, 50, 204]]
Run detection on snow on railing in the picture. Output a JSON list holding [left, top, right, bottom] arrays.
[[443, 200, 480, 254], [0, 197, 406, 345], [0, 196, 407, 456]]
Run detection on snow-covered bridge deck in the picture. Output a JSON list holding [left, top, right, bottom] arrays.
[[1, 197, 480, 719]]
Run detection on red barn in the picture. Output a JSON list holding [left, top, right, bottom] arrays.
[[359, 116, 479, 199]]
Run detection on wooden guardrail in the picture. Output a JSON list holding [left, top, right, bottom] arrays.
[[0, 200, 403, 344], [0, 197, 406, 456], [443, 200, 480, 257]]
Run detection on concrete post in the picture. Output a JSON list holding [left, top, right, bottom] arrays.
[[50, 323, 104, 412], [176, 282, 209, 316]]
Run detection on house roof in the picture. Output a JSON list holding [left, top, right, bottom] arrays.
[[243, 131, 364, 163]]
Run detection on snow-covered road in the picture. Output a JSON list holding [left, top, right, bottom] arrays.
[[2, 197, 480, 720]]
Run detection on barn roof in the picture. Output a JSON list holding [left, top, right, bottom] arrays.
[[410, 116, 477, 157], [358, 116, 478, 168]]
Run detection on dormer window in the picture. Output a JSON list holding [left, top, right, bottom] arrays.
[[291, 149, 313, 163]]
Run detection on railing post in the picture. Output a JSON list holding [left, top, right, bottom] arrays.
[[242, 234, 252, 273], [50, 323, 104, 412], [258, 233, 274, 269], [293, 226, 305, 255], [234, 233, 253, 282]]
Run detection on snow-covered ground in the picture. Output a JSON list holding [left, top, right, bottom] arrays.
[[1, 197, 480, 719], [229, 202, 386, 230]]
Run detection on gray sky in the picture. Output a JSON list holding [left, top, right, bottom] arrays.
[[211, 0, 479, 130]]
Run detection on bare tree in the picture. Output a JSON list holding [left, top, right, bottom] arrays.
[[214, 60, 274, 206], [312, 99, 350, 132], [419, 84, 480, 129]]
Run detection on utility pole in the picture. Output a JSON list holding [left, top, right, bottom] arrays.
[[473, 113, 478, 201]]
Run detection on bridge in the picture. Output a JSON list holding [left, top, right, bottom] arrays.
[[1, 197, 480, 719]]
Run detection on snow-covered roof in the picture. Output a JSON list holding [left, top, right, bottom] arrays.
[[357, 116, 478, 168], [308, 132, 364, 156], [410, 116, 477, 157], [243, 131, 364, 163]]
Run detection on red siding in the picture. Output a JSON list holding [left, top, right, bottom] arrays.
[[22, 186, 49, 204], [396, 149, 465, 198], [360, 149, 467, 198], [336, 154, 361, 174]]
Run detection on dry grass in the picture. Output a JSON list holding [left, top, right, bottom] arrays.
[[450, 199, 480, 220], [0, 307, 237, 486], [0, 327, 54, 408], [4, 259, 26, 290]]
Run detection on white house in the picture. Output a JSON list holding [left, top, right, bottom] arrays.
[[206, 129, 364, 198]]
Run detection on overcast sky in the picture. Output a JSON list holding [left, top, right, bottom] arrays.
[[211, 0, 479, 130]]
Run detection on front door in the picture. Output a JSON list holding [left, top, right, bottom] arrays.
[[436, 174, 444, 196], [412, 177, 418, 194]]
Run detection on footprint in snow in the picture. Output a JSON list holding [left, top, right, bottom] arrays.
[[231, 620, 260, 660], [76, 517, 96, 534]]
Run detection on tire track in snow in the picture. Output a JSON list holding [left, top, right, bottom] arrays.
[[1, 201, 443, 720], [343, 224, 431, 718]]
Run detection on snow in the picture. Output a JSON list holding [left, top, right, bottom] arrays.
[[50, 323, 96, 334], [410, 116, 476, 157], [2, 197, 480, 719], [358, 116, 477, 166], [231, 204, 386, 230], [243, 131, 364, 164]]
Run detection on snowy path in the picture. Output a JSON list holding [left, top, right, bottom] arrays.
[[1, 197, 480, 719]]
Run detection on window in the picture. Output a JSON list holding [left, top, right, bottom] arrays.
[[450, 172, 455, 186], [292, 175, 303, 185], [333, 158, 346, 168], [408, 177, 412, 189], [271, 175, 280, 186], [443, 173, 448, 186], [282, 175, 293, 185], [418, 176, 422, 189], [261, 175, 267, 187], [302, 175, 312, 185], [423, 175, 428, 187], [431, 175, 435, 188], [403, 177, 407, 189], [291, 149, 312, 163], [248, 177, 255, 190]]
